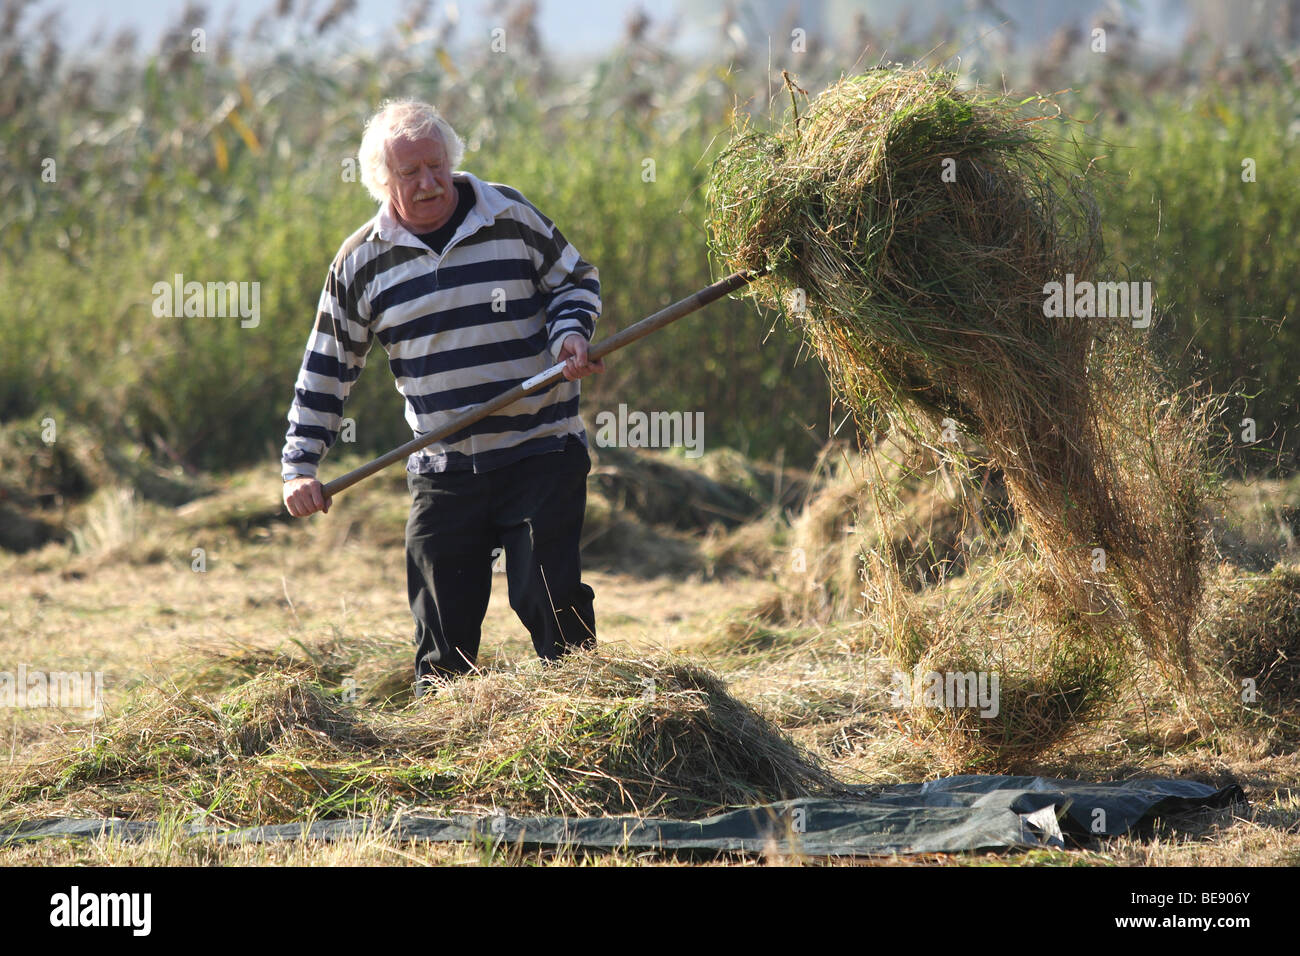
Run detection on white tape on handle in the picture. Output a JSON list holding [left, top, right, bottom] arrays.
[[521, 361, 567, 391]]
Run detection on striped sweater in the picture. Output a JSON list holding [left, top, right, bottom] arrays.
[[280, 172, 600, 480]]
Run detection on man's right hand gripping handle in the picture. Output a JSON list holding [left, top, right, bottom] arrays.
[[283, 477, 332, 517]]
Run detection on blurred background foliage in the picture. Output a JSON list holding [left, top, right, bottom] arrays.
[[1, 0, 1296, 475]]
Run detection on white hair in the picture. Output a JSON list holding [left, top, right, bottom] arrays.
[[358, 99, 466, 204]]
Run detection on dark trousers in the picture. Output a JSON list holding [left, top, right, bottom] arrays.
[[405, 436, 596, 683]]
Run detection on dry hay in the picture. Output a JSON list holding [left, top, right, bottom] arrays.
[[0, 413, 101, 508], [579, 444, 811, 578], [722, 439, 1015, 627], [873, 545, 1131, 770], [1196, 563, 1300, 731], [707, 68, 1214, 689], [2, 650, 839, 827], [0, 412, 212, 556], [579, 488, 705, 577], [1207, 476, 1300, 572]]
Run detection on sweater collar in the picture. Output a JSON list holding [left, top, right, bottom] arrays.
[[367, 172, 512, 248]]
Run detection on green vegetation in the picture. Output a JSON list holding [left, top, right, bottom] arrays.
[[2, 8, 1294, 479], [1092, 80, 1300, 472], [0, 13, 830, 474]]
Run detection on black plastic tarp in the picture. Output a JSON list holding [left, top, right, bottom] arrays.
[[1, 775, 1244, 857]]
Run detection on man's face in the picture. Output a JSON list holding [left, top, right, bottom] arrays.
[[387, 134, 457, 233]]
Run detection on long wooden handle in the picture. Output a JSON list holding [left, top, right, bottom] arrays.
[[320, 269, 759, 497]]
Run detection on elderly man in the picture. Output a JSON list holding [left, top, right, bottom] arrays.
[[281, 100, 604, 692]]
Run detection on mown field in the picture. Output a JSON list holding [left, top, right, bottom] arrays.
[[1, 429, 1298, 865], [2, 3, 1299, 866]]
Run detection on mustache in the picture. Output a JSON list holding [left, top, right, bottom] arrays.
[[414, 188, 445, 201]]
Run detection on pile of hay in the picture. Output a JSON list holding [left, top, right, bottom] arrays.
[[3, 651, 838, 827], [716, 439, 1015, 627], [707, 69, 1211, 677], [1198, 563, 1300, 727], [875, 543, 1131, 770], [0, 412, 213, 557]]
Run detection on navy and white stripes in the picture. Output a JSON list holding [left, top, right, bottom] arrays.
[[281, 172, 599, 480]]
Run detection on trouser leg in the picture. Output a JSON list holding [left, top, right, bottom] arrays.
[[405, 471, 496, 682], [498, 439, 596, 661], [500, 520, 595, 661], [407, 547, 492, 681]]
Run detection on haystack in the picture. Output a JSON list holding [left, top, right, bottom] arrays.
[[1198, 563, 1300, 726], [4, 651, 837, 826]]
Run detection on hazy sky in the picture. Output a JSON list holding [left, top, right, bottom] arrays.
[[21, 0, 1191, 59], [22, 0, 670, 55]]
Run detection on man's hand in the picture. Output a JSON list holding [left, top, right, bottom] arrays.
[[558, 333, 606, 381], [283, 477, 332, 517]]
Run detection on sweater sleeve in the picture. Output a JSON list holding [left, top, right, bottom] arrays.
[[280, 255, 374, 481], [507, 197, 600, 358], [539, 226, 601, 358]]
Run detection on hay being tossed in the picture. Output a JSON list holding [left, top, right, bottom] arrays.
[[707, 69, 1210, 678]]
